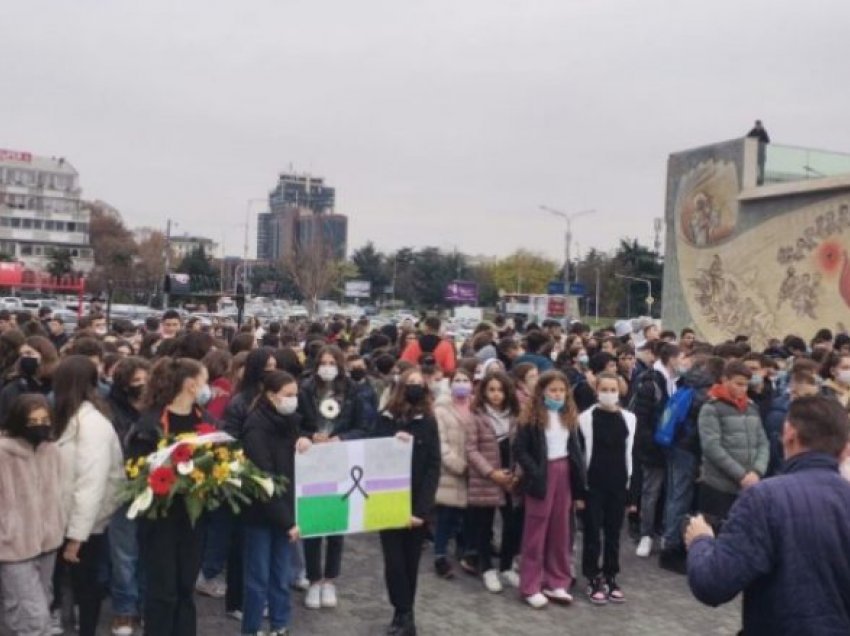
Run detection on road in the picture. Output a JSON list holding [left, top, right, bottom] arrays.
[[88, 530, 741, 635]]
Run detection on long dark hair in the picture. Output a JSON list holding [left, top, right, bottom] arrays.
[[385, 368, 433, 420], [313, 344, 348, 396], [53, 355, 110, 437], [519, 369, 577, 431], [473, 370, 520, 416], [2, 393, 52, 437], [143, 357, 204, 410], [251, 370, 296, 412], [238, 347, 275, 396]]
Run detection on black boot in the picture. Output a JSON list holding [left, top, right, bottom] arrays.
[[386, 610, 403, 635], [397, 611, 417, 636]]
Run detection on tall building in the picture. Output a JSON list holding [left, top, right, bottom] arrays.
[[170, 234, 219, 261], [257, 172, 347, 261], [0, 149, 94, 273]]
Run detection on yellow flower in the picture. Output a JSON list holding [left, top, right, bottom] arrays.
[[212, 463, 231, 483], [214, 447, 230, 462], [127, 466, 140, 479], [157, 438, 168, 450], [204, 443, 213, 450], [136, 457, 146, 467], [176, 433, 196, 442], [125, 459, 134, 472], [190, 469, 205, 485], [233, 449, 245, 462]]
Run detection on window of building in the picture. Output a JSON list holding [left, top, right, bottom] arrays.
[[44, 221, 54, 230], [32, 220, 42, 230], [9, 218, 20, 228], [20, 245, 32, 256], [22, 219, 32, 229], [54, 222, 65, 231]]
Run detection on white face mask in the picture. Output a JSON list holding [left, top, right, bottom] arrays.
[[276, 396, 298, 415], [837, 369, 850, 386], [318, 365, 339, 382], [598, 391, 619, 408]]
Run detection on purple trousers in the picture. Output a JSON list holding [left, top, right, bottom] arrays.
[[519, 458, 572, 596]]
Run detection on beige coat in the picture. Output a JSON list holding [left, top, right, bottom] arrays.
[[434, 401, 470, 508], [0, 436, 65, 562], [57, 401, 124, 541]]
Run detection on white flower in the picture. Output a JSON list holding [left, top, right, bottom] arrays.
[[250, 475, 275, 497], [226, 477, 242, 489], [229, 460, 244, 474], [319, 398, 340, 420], [127, 487, 153, 520], [176, 460, 194, 476]]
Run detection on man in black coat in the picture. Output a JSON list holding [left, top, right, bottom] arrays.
[[685, 396, 850, 635]]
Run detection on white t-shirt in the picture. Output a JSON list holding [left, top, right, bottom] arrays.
[[545, 410, 570, 461]]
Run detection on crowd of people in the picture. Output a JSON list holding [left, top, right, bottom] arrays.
[[0, 304, 849, 636]]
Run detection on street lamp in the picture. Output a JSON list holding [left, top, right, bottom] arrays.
[[615, 273, 654, 316], [539, 205, 596, 286]]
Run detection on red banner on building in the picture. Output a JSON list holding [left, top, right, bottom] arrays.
[[0, 262, 23, 286], [0, 149, 33, 163]]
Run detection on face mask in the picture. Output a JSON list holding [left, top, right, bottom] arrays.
[[95, 327, 108, 336], [676, 365, 689, 377], [748, 375, 764, 389], [22, 426, 51, 448], [577, 354, 589, 367], [598, 392, 619, 408], [19, 356, 39, 377], [451, 384, 472, 399], [544, 396, 564, 412], [126, 385, 145, 401], [276, 396, 298, 415], [838, 369, 850, 386], [196, 384, 212, 406], [350, 368, 367, 382], [405, 385, 426, 404], [392, 373, 400, 384], [318, 365, 339, 382]]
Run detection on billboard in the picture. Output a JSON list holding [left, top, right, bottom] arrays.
[[165, 273, 191, 296], [344, 280, 371, 298], [445, 280, 478, 303]]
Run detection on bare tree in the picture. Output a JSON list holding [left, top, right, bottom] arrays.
[[283, 241, 341, 314]]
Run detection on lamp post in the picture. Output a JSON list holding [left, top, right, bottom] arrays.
[[162, 219, 177, 309], [539, 205, 596, 286], [615, 273, 654, 316]]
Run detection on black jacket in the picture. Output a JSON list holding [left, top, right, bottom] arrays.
[[0, 375, 51, 418], [631, 368, 670, 467], [223, 390, 255, 441], [126, 405, 217, 460], [298, 376, 370, 440], [242, 399, 300, 532], [512, 422, 587, 501], [106, 387, 143, 457], [373, 411, 440, 519]]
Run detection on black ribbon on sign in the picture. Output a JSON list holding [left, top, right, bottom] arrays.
[[342, 466, 369, 500]]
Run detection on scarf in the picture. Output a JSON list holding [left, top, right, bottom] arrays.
[[484, 405, 512, 441], [708, 384, 749, 413]]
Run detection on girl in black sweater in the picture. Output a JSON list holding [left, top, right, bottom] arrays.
[[373, 368, 441, 636], [576, 372, 636, 605]]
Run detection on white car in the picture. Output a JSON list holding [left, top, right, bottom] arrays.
[[2, 297, 23, 309]]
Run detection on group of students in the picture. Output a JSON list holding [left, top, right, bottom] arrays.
[[1, 306, 849, 636]]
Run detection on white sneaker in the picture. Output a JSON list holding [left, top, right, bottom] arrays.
[[304, 583, 322, 609], [225, 609, 243, 621], [320, 582, 338, 608], [482, 569, 503, 593], [525, 592, 548, 609], [292, 574, 310, 591], [500, 569, 520, 588], [543, 587, 574, 604], [195, 573, 226, 598], [49, 610, 64, 635], [636, 536, 653, 558]]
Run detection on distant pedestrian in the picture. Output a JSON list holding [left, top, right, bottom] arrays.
[[747, 120, 770, 185]]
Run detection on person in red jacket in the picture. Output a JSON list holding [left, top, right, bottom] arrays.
[[400, 317, 457, 374]]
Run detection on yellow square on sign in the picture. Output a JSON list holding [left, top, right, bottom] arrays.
[[364, 490, 410, 531]]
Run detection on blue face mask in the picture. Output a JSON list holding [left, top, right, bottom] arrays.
[[544, 396, 564, 412]]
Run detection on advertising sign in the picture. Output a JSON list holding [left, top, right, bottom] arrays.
[[344, 280, 371, 298], [444, 280, 478, 303]]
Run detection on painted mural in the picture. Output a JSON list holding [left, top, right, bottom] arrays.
[[673, 159, 850, 347]]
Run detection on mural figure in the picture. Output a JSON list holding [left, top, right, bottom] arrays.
[[675, 160, 739, 248]]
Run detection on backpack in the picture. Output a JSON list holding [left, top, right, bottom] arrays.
[[654, 386, 695, 448], [417, 334, 439, 365], [626, 370, 661, 414]]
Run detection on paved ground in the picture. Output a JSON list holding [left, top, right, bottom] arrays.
[[87, 531, 741, 636]]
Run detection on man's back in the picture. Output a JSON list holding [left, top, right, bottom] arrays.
[[688, 451, 850, 635]]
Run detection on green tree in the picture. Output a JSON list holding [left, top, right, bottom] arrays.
[[487, 250, 559, 294], [177, 246, 220, 293], [46, 248, 73, 277], [350, 242, 389, 301], [612, 238, 663, 317]]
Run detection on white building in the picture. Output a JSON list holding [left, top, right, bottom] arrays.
[[0, 148, 94, 273], [170, 234, 219, 261]]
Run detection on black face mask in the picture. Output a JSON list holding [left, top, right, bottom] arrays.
[[22, 426, 51, 448], [126, 385, 145, 401], [19, 356, 39, 377], [350, 368, 367, 382], [404, 385, 426, 405]]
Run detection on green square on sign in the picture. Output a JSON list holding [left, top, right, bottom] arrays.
[[298, 495, 349, 537]]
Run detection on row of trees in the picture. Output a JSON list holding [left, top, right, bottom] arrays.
[[81, 203, 662, 316]]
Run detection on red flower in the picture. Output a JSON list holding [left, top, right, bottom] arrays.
[[171, 444, 193, 464], [195, 423, 217, 435], [148, 466, 177, 496]]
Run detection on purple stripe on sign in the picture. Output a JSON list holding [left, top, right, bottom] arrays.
[[365, 477, 410, 491], [302, 482, 338, 496]]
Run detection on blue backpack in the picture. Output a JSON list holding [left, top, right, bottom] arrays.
[[654, 387, 695, 448]]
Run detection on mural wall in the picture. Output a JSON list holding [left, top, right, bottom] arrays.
[[663, 139, 850, 347]]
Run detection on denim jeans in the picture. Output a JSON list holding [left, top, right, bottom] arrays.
[[661, 448, 698, 550], [639, 464, 665, 537], [108, 505, 143, 617], [433, 506, 465, 559], [242, 524, 291, 634], [201, 506, 234, 580], [287, 541, 305, 586]]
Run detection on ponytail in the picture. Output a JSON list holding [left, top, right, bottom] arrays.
[[144, 357, 204, 410]]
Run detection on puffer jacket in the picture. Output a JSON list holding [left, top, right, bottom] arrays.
[[0, 436, 65, 561], [57, 401, 124, 541], [698, 396, 769, 495], [434, 401, 470, 508], [465, 410, 505, 508]]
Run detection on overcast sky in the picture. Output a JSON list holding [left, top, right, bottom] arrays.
[[3, 0, 850, 262]]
